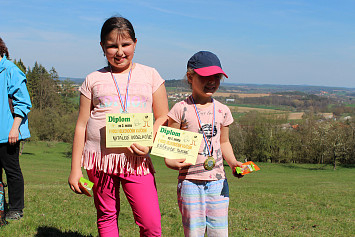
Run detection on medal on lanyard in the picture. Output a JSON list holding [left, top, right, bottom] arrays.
[[110, 65, 133, 113], [190, 96, 216, 170]]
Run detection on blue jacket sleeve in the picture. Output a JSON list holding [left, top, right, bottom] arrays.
[[7, 66, 32, 118]]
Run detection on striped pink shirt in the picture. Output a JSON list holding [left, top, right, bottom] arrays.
[[80, 63, 164, 175], [168, 97, 233, 180]]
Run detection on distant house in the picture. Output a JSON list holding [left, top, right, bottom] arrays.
[[281, 123, 291, 129], [226, 98, 235, 103], [280, 123, 299, 130], [291, 124, 299, 130], [320, 113, 334, 119], [341, 116, 352, 121]]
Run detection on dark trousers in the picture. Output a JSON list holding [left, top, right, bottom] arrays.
[[0, 142, 24, 212]]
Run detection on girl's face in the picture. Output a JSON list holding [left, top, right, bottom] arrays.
[[188, 72, 221, 101], [100, 29, 137, 73]]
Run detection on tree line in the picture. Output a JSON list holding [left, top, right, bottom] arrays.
[[15, 60, 78, 143], [217, 93, 355, 115], [15, 61, 355, 166], [229, 112, 355, 168]]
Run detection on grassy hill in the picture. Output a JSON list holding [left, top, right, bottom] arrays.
[[1, 141, 354, 236]]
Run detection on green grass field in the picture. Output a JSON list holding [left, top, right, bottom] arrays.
[[1, 141, 354, 236], [226, 104, 290, 111], [345, 103, 355, 108]]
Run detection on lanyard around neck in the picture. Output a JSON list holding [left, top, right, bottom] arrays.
[[110, 65, 133, 113], [190, 96, 215, 157]]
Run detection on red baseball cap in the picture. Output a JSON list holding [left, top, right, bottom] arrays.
[[187, 51, 228, 78]]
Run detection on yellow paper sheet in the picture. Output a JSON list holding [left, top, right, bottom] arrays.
[[106, 113, 153, 147], [150, 126, 203, 165]]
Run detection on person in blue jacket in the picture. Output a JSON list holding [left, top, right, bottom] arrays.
[[0, 37, 31, 220]]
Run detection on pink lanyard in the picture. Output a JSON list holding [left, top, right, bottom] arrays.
[[110, 65, 133, 113], [190, 96, 215, 157]]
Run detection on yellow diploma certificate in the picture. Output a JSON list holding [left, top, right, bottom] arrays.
[[106, 113, 154, 148], [150, 126, 203, 165]]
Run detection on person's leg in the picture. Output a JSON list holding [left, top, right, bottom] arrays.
[[0, 161, 3, 183], [87, 168, 120, 237], [177, 179, 207, 237], [0, 159, 7, 216], [205, 179, 229, 237], [120, 173, 161, 237], [0, 143, 24, 213]]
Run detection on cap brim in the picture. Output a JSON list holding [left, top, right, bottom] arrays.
[[194, 66, 228, 78]]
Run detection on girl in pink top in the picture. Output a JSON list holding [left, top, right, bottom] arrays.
[[68, 16, 168, 237], [166, 51, 243, 236]]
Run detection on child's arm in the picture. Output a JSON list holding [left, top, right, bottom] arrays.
[[68, 94, 92, 194], [220, 125, 243, 174], [129, 83, 169, 155], [164, 117, 192, 170]]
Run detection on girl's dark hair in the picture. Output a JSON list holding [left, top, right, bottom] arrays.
[[100, 16, 136, 44], [0, 37, 9, 58]]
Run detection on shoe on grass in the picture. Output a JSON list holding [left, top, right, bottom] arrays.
[[5, 210, 23, 220]]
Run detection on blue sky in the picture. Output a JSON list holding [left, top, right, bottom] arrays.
[[1, 0, 355, 88]]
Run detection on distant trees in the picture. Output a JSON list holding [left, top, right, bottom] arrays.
[[26, 63, 61, 111], [13, 59, 26, 74], [220, 94, 332, 113], [217, 92, 355, 116], [164, 79, 189, 90], [230, 112, 289, 163], [10, 63, 355, 165], [229, 112, 355, 167], [17, 61, 79, 142]]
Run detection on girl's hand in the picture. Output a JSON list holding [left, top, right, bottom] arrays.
[[8, 128, 19, 145], [164, 158, 192, 170], [128, 143, 150, 156], [8, 115, 23, 145], [235, 161, 244, 168], [68, 169, 84, 194], [232, 161, 244, 179]]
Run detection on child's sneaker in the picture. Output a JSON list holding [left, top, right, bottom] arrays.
[[5, 210, 23, 220]]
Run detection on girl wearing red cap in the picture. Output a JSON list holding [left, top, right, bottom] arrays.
[[165, 51, 243, 236]]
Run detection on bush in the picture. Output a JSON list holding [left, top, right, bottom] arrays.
[[28, 108, 77, 143]]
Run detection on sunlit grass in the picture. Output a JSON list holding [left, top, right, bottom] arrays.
[[0, 142, 354, 236]]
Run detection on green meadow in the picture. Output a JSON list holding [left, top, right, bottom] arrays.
[[1, 141, 354, 236]]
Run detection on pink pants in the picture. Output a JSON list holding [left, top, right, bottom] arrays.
[[87, 168, 161, 237]]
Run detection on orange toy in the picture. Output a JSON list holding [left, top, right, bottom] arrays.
[[234, 161, 260, 176]]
